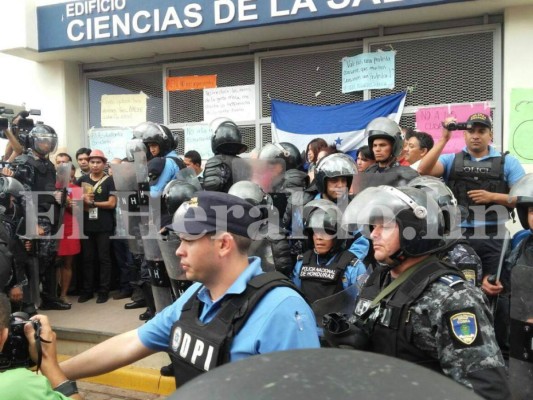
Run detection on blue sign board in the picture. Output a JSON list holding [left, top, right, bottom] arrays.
[[38, 0, 470, 52]]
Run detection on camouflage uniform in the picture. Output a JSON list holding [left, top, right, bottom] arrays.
[[354, 259, 510, 400], [439, 241, 483, 286]]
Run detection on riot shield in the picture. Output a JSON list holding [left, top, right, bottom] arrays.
[[311, 284, 358, 326], [169, 348, 481, 400], [140, 225, 173, 312], [509, 264, 533, 400], [55, 161, 71, 233], [134, 150, 149, 206], [110, 162, 144, 255], [174, 168, 203, 192], [157, 234, 191, 298]]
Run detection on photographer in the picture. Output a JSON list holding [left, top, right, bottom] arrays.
[[0, 294, 82, 399], [417, 113, 525, 357], [3, 112, 31, 162]]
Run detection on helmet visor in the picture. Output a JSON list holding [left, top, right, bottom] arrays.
[[33, 133, 57, 155]]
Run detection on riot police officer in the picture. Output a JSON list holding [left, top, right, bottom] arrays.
[[325, 185, 510, 400], [202, 118, 248, 192], [505, 173, 533, 399], [258, 142, 308, 194], [292, 199, 367, 304], [2, 124, 70, 310], [360, 117, 419, 189], [228, 180, 292, 275], [406, 175, 483, 286]]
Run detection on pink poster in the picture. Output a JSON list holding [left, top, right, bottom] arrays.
[[415, 103, 491, 154]]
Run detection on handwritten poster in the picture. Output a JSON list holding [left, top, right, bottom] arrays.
[[342, 51, 396, 93], [88, 127, 133, 161], [203, 85, 255, 123], [415, 103, 491, 154], [184, 124, 214, 159], [101, 93, 147, 127], [509, 89, 533, 163]]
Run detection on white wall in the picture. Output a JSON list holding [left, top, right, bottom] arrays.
[[504, 5, 533, 175]]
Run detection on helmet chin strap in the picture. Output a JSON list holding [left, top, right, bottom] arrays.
[[382, 249, 406, 269]]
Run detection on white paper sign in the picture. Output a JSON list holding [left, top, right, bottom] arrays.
[[184, 124, 214, 159], [88, 127, 133, 161], [203, 85, 255, 123], [101, 93, 147, 127]]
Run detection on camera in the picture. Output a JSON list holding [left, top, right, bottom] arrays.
[[0, 312, 39, 371], [445, 122, 468, 131]]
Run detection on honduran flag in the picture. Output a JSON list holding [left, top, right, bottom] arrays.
[[271, 92, 406, 153]]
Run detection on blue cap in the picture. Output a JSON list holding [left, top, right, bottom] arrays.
[[170, 191, 261, 238]]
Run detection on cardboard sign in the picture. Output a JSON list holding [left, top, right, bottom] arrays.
[[166, 75, 217, 91], [342, 51, 395, 93], [101, 93, 147, 127], [415, 103, 491, 154]]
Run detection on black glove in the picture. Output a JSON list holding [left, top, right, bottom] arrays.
[[322, 313, 371, 350]]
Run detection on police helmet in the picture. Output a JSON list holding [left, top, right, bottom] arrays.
[[228, 181, 272, 207], [259, 143, 302, 171], [29, 124, 58, 156], [365, 117, 403, 158], [342, 185, 446, 260], [314, 153, 357, 194], [509, 173, 533, 229], [137, 121, 174, 155], [210, 118, 247, 155], [125, 139, 148, 162], [406, 176, 459, 237], [303, 199, 340, 235], [0, 177, 25, 208], [162, 180, 197, 215]]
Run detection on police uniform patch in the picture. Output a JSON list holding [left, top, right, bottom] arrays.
[[462, 269, 476, 286], [446, 308, 483, 348], [171, 326, 183, 353]]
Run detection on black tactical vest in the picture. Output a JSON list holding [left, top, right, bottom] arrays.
[[448, 151, 509, 223], [354, 259, 463, 372], [299, 250, 357, 304], [360, 163, 419, 190], [168, 272, 299, 385]]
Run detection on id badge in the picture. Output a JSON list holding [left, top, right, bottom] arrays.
[[88, 207, 98, 219]]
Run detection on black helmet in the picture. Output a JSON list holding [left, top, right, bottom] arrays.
[[303, 199, 340, 235], [342, 185, 446, 261], [365, 117, 403, 158], [228, 181, 272, 207], [0, 177, 25, 209], [138, 121, 174, 155], [509, 173, 533, 229], [314, 153, 357, 194], [259, 143, 302, 170], [162, 180, 197, 215], [210, 118, 247, 155], [406, 176, 459, 237], [125, 139, 148, 162], [29, 123, 57, 156]]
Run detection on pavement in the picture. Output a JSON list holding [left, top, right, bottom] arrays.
[[38, 293, 176, 398]]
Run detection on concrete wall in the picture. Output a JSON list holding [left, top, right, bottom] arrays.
[[504, 5, 533, 174], [0, 53, 82, 156]]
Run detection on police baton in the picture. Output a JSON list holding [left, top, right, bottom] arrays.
[[487, 230, 511, 315]]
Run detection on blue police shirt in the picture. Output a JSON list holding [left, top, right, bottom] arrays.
[[137, 257, 320, 359], [149, 150, 181, 196], [438, 146, 525, 227]]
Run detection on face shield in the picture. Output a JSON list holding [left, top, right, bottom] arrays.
[[33, 133, 58, 156], [341, 186, 437, 238]]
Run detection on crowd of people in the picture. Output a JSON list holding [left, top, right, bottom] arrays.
[[0, 110, 532, 399]]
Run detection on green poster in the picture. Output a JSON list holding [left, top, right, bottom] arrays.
[[509, 88, 533, 164]]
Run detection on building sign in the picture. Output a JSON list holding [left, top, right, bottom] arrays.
[[37, 0, 469, 52]]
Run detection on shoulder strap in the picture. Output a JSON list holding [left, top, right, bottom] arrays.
[[335, 251, 357, 271], [229, 271, 301, 335], [449, 151, 464, 181]]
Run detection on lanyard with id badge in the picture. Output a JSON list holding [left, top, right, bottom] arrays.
[[82, 176, 108, 220]]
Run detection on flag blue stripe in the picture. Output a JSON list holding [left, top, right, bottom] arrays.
[[271, 92, 406, 135]]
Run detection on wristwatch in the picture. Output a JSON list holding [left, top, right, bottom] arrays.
[[54, 380, 78, 396]]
